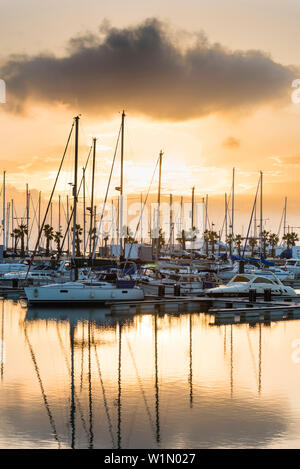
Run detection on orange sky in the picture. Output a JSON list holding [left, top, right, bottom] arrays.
[[1, 1, 300, 236]]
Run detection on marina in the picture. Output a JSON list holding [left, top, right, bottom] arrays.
[[2, 0, 300, 452]]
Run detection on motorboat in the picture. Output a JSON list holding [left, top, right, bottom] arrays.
[[0, 259, 32, 278], [206, 273, 297, 297], [217, 262, 294, 282], [24, 279, 144, 305], [138, 271, 218, 296], [283, 258, 300, 276], [1, 260, 90, 287]]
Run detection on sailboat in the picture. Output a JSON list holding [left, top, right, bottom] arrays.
[[25, 114, 144, 305]]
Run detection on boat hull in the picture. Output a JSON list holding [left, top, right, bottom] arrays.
[[25, 285, 144, 305], [140, 282, 204, 296]]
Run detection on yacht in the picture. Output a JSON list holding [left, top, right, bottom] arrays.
[[283, 258, 300, 276], [0, 259, 32, 278], [206, 273, 297, 297], [217, 262, 294, 282], [138, 270, 217, 296], [2, 260, 90, 286]]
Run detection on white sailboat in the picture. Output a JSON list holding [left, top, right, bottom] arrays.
[[24, 114, 144, 306], [25, 279, 144, 304]]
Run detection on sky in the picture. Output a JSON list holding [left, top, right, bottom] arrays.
[[1, 0, 300, 237]]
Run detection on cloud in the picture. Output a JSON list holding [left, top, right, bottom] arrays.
[[1, 18, 296, 121], [269, 155, 300, 167], [222, 136, 241, 148]]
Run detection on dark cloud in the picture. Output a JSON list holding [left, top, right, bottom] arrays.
[[222, 136, 241, 149], [1, 18, 296, 120]]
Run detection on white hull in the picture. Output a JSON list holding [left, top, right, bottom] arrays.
[[206, 273, 297, 298], [140, 281, 204, 296], [25, 282, 144, 304]]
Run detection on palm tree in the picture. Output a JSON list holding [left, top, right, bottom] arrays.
[[103, 232, 109, 256], [176, 229, 186, 251], [158, 228, 165, 250], [43, 224, 54, 257], [226, 233, 233, 257], [268, 233, 279, 258], [208, 230, 219, 254], [283, 231, 299, 248], [90, 227, 97, 254], [11, 228, 20, 254], [261, 230, 270, 258], [54, 231, 63, 253], [18, 224, 28, 257], [248, 237, 257, 257], [204, 229, 210, 256], [75, 224, 83, 256], [123, 226, 136, 244], [234, 234, 243, 256]]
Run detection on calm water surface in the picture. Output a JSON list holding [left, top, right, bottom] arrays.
[[1, 298, 300, 448]]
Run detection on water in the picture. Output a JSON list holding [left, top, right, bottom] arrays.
[[1, 298, 300, 449]]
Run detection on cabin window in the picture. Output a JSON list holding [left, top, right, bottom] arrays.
[[252, 277, 274, 284], [122, 290, 128, 294], [60, 290, 68, 293], [232, 275, 250, 283]]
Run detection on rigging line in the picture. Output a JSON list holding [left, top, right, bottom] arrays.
[[57, 145, 93, 259], [122, 156, 160, 273], [91, 124, 122, 260], [277, 205, 285, 240], [55, 323, 89, 439], [28, 195, 38, 240], [62, 199, 68, 225], [93, 343, 116, 449], [220, 193, 232, 240], [13, 203, 19, 225], [126, 337, 156, 438], [26, 121, 74, 278], [242, 178, 260, 258], [23, 324, 61, 448]]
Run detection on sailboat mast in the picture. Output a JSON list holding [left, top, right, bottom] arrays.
[[6, 202, 9, 251], [283, 196, 287, 239], [169, 193, 173, 247], [82, 167, 86, 257], [89, 138, 96, 256], [72, 115, 80, 261], [38, 191, 41, 242], [155, 151, 163, 266], [254, 195, 257, 240], [205, 194, 208, 232], [231, 168, 235, 254], [11, 199, 14, 249], [225, 193, 227, 244], [260, 171, 263, 258], [26, 183, 29, 253], [140, 192, 143, 243], [119, 111, 125, 259], [66, 195, 70, 254], [191, 186, 195, 230], [58, 195, 61, 233], [2, 171, 5, 250]]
